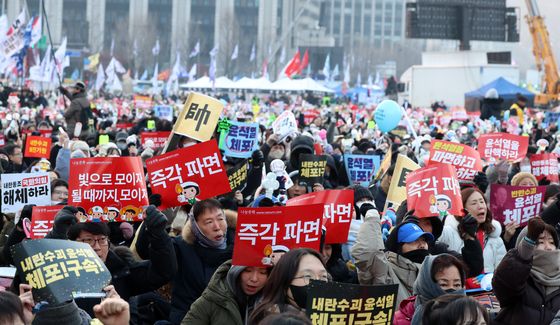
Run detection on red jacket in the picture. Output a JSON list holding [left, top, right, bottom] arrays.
[[393, 296, 416, 325]]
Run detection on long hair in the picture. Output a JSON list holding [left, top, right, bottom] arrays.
[[249, 248, 326, 324], [459, 187, 495, 235], [422, 295, 489, 325]]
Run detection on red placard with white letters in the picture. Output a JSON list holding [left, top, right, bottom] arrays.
[[141, 131, 171, 149], [30, 206, 63, 239], [477, 133, 529, 162], [428, 140, 483, 181], [530, 153, 559, 183]]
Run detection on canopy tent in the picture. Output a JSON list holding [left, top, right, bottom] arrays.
[[181, 76, 235, 89], [464, 77, 535, 111], [231, 77, 272, 90], [269, 77, 334, 93]]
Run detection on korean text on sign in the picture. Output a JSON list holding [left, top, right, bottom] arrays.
[[233, 205, 324, 267], [141, 131, 171, 149], [1, 173, 51, 213], [344, 154, 381, 187], [490, 184, 546, 227], [173, 92, 224, 142], [299, 154, 328, 184], [25, 136, 52, 159], [221, 121, 259, 158], [477, 133, 528, 162], [530, 153, 559, 183], [227, 160, 249, 191], [428, 140, 482, 181], [30, 206, 64, 239]]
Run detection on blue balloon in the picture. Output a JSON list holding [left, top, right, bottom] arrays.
[[374, 100, 403, 133]]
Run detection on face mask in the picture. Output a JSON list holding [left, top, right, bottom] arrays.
[[117, 142, 127, 151], [401, 249, 429, 264], [269, 149, 285, 160], [289, 284, 309, 309]]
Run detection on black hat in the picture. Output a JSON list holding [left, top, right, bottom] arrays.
[[72, 81, 86, 91], [351, 185, 374, 205]]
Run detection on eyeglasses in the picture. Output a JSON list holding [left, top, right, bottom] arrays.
[[53, 190, 68, 196], [293, 274, 330, 285], [77, 237, 109, 246]]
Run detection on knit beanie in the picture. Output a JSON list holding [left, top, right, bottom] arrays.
[[351, 185, 374, 205], [511, 172, 538, 186]]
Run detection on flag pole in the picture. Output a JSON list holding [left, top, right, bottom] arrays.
[[41, 0, 62, 87]]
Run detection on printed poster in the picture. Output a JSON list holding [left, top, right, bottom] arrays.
[[1, 173, 51, 213]]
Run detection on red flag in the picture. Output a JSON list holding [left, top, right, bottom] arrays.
[[297, 49, 309, 74], [284, 50, 301, 78]]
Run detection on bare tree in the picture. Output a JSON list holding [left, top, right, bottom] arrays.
[[216, 10, 241, 78]]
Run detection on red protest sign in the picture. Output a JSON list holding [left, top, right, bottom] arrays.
[[115, 123, 135, 130], [490, 184, 545, 227], [233, 205, 324, 267], [303, 109, 320, 125], [286, 189, 354, 244], [406, 164, 463, 218], [133, 95, 153, 110], [428, 140, 483, 181], [24, 136, 52, 159], [477, 133, 529, 162], [530, 153, 559, 183], [30, 206, 63, 239], [141, 131, 171, 149], [146, 140, 231, 210], [68, 157, 149, 222], [0, 134, 5, 147]]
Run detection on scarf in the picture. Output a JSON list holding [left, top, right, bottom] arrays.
[[531, 249, 560, 295], [190, 216, 227, 249]]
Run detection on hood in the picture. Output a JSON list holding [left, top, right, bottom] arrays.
[[326, 243, 343, 267], [182, 209, 238, 244], [413, 255, 449, 305], [200, 260, 236, 305], [227, 264, 248, 307], [288, 135, 315, 170], [325, 154, 339, 179]]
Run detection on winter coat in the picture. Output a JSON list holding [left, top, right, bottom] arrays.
[[480, 97, 504, 120], [351, 209, 420, 306], [288, 135, 314, 172], [168, 210, 237, 325], [437, 216, 506, 273], [326, 244, 358, 284], [493, 238, 560, 325], [182, 261, 258, 325], [63, 91, 90, 136], [393, 296, 416, 325], [370, 185, 388, 214]]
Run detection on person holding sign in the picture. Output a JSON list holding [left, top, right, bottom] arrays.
[[493, 217, 560, 325], [438, 188, 506, 273]]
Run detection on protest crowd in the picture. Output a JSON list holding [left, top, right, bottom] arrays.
[[2, 75, 560, 325]]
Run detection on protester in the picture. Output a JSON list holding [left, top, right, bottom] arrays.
[[480, 88, 504, 120], [0, 290, 27, 325], [50, 178, 69, 204], [59, 81, 93, 138], [421, 294, 489, 325], [321, 243, 358, 283]]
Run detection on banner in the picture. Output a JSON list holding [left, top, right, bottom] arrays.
[[30, 206, 63, 239], [133, 95, 152, 110], [299, 154, 327, 185], [344, 154, 381, 187], [227, 160, 249, 192], [146, 140, 231, 210], [477, 133, 529, 162], [303, 109, 320, 125], [173, 92, 224, 142], [1, 173, 51, 213], [233, 205, 324, 266], [490, 184, 545, 227], [286, 190, 354, 244], [406, 164, 463, 218], [272, 111, 298, 142], [24, 136, 52, 159], [11, 239, 111, 304], [384, 154, 420, 213], [428, 140, 483, 181], [306, 281, 398, 325], [530, 153, 559, 183], [219, 121, 259, 158], [68, 157, 149, 222], [141, 131, 171, 149], [153, 105, 174, 121]]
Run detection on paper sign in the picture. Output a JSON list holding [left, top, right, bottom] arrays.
[[286, 189, 354, 244], [1, 173, 51, 213], [233, 205, 324, 267], [530, 153, 559, 183], [375, 148, 392, 181], [220, 121, 259, 158], [141, 131, 171, 149], [153, 105, 174, 121], [133, 95, 153, 110], [11, 239, 111, 304], [227, 160, 249, 192], [428, 140, 483, 181], [477, 133, 529, 162], [303, 109, 320, 125], [406, 164, 463, 218], [173, 92, 225, 142], [68, 157, 149, 222], [98, 134, 109, 145], [384, 154, 420, 213], [490, 184, 545, 227], [30, 206, 64, 239], [344, 154, 381, 187], [299, 154, 327, 185], [24, 136, 51, 159], [272, 111, 298, 142], [306, 281, 398, 325], [545, 111, 560, 124], [146, 140, 231, 210]]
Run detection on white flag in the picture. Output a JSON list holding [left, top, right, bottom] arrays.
[[367, 74, 373, 87], [279, 46, 286, 64], [344, 63, 350, 84], [54, 37, 67, 75], [110, 37, 115, 56], [140, 69, 148, 80], [189, 41, 200, 58], [30, 16, 41, 46], [331, 64, 339, 81], [249, 43, 256, 62], [356, 73, 362, 87], [152, 39, 160, 56], [152, 63, 159, 89], [322, 54, 330, 80], [95, 63, 105, 91], [133, 39, 138, 58], [231, 44, 238, 60], [188, 64, 197, 82], [209, 45, 218, 58], [2, 10, 28, 57], [112, 57, 126, 74]]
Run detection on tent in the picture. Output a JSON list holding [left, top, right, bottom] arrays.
[[464, 77, 535, 111], [269, 77, 334, 93], [232, 77, 272, 90], [182, 76, 235, 89]]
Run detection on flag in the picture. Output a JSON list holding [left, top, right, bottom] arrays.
[[249, 43, 256, 62], [39, 45, 51, 80], [133, 39, 138, 58], [152, 63, 159, 89], [2, 9, 28, 58], [322, 54, 330, 80], [152, 39, 160, 56], [374, 71, 381, 87], [356, 73, 362, 87], [284, 50, 301, 78], [231, 44, 238, 60], [110, 37, 115, 56], [0, 14, 8, 37], [331, 64, 339, 81], [209, 45, 218, 57], [297, 49, 309, 75], [188, 64, 197, 82], [140, 69, 148, 80], [71, 68, 79, 80], [189, 41, 200, 58], [96, 63, 105, 91], [367, 74, 373, 87], [262, 59, 268, 79], [209, 46, 217, 87], [30, 16, 41, 46], [279, 46, 286, 64], [86, 53, 99, 71], [113, 57, 126, 74], [344, 62, 350, 84], [53, 37, 67, 77]]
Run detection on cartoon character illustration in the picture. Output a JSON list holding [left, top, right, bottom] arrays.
[[429, 194, 452, 218], [261, 244, 290, 266], [120, 205, 142, 222], [176, 181, 200, 205], [88, 206, 105, 222], [105, 207, 120, 222], [76, 207, 88, 223]]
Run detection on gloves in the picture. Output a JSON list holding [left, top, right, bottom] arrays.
[[459, 214, 478, 239], [143, 205, 168, 234], [473, 172, 488, 193], [119, 222, 134, 240], [148, 194, 162, 208], [251, 150, 265, 167], [52, 206, 78, 238], [527, 217, 546, 242], [17, 204, 35, 229], [359, 203, 376, 219]]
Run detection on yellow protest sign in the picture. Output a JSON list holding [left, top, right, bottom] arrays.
[[383, 154, 420, 213], [173, 92, 224, 142], [375, 147, 392, 181]]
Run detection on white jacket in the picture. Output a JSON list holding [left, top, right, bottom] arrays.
[[437, 216, 506, 273]]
